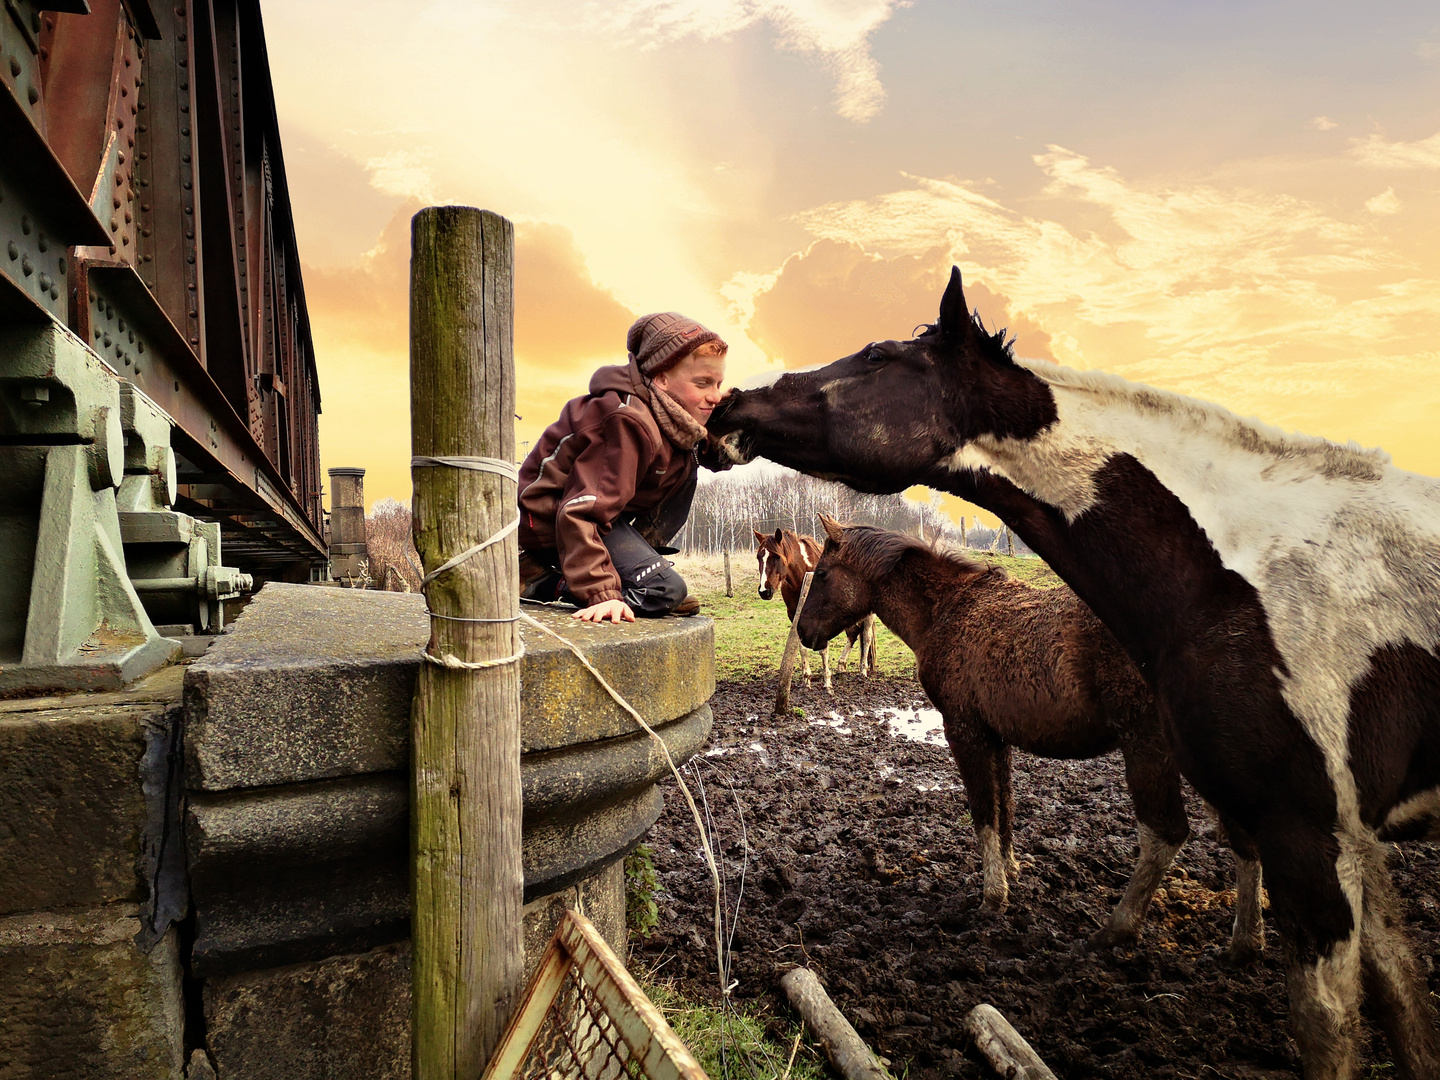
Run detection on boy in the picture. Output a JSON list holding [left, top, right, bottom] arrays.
[[517, 312, 730, 623]]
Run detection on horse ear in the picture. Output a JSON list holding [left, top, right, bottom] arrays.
[[773, 527, 784, 543], [938, 266, 972, 345], [753, 528, 766, 543], [818, 513, 844, 542]]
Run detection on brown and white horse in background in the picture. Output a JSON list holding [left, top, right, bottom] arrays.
[[753, 526, 877, 690]]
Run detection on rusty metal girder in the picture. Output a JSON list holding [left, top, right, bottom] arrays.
[[1, 0, 326, 578]]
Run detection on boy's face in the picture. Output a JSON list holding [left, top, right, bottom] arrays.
[[653, 351, 727, 426]]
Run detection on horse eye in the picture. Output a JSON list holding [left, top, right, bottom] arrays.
[[813, 568, 827, 581], [865, 347, 885, 363]]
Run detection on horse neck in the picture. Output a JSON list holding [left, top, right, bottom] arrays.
[[933, 369, 1391, 667], [865, 550, 952, 652]]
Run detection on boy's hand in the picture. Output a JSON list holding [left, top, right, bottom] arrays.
[[573, 599, 636, 624]]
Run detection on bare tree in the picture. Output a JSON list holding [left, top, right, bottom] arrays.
[[366, 497, 423, 591]]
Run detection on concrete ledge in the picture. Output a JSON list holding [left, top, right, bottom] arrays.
[[185, 583, 715, 791]]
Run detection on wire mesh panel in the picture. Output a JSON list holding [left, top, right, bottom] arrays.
[[483, 910, 709, 1080]]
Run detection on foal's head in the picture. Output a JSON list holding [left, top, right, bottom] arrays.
[[752, 527, 790, 601], [798, 514, 997, 650], [795, 515, 928, 649], [707, 267, 1058, 493]]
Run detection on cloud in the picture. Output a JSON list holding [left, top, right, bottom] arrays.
[[1366, 188, 1401, 215], [590, 0, 905, 121], [743, 240, 1055, 368], [1308, 116, 1338, 131], [302, 205, 638, 500], [365, 150, 440, 203], [1349, 131, 1440, 169], [745, 147, 1440, 448]]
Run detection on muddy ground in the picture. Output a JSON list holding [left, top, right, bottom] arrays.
[[633, 674, 1440, 1080]]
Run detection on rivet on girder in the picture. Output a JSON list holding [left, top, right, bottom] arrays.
[[6, 242, 16, 261], [8, 59, 19, 78], [21, 256, 33, 276], [118, 318, 126, 332], [103, 333, 112, 347], [27, 85, 38, 105], [36, 234, 46, 252], [181, 127, 190, 136], [57, 258, 65, 275], [38, 273, 51, 291], [20, 215, 31, 235], [119, 151, 126, 164]]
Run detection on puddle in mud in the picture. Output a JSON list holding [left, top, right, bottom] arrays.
[[811, 707, 946, 747]]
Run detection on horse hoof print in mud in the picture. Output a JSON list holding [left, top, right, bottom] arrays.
[[707, 267, 1440, 1080]]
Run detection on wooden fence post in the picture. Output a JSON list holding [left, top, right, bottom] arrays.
[[723, 550, 733, 597], [410, 205, 522, 1079], [773, 571, 814, 716]]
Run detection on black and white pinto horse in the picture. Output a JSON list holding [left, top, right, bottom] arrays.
[[709, 268, 1440, 1080]]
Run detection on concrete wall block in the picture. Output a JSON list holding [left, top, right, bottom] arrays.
[[0, 703, 157, 915], [0, 906, 184, 1080], [204, 941, 410, 1080], [200, 863, 627, 1080]]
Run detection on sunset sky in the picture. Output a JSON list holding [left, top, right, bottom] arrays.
[[265, 1, 1440, 525]]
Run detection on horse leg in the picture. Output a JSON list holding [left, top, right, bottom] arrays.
[[1091, 744, 1189, 950], [801, 647, 811, 684], [822, 641, 833, 694], [1357, 835, 1440, 1079], [837, 630, 855, 672], [946, 718, 1008, 911], [1261, 821, 1365, 1080], [1214, 812, 1265, 965], [864, 615, 878, 677], [994, 744, 1021, 880]]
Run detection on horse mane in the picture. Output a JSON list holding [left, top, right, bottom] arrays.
[[1011, 355, 1392, 478], [916, 310, 1016, 360], [836, 524, 1003, 584]]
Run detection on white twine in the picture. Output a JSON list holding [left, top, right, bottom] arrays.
[[414, 452, 729, 994], [411, 455, 519, 481], [416, 454, 522, 660]]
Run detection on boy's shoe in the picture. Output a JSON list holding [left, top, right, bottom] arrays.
[[520, 569, 565, 603], [672, 595, 701, 617]]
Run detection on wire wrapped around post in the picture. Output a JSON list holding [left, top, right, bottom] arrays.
[[409, 205, 522, 1079]]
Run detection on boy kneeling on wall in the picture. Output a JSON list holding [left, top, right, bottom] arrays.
[[517, 313, 731, 623]]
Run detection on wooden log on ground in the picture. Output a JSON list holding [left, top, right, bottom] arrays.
[[779, 967, 890, 1080], [773, 571, 813, 716], [410, 205, 522, 1078], [963, 1004, 1057, 1080]]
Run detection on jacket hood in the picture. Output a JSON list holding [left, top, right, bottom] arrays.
[[588, 358, 650, 401]]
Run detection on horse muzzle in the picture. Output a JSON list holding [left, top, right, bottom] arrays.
[[758, 586, 773, 600]]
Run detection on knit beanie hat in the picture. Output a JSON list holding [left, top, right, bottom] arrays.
[[627, 312, 725, 378]]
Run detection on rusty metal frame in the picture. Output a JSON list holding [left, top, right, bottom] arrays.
[[2, 0, 326, 576]]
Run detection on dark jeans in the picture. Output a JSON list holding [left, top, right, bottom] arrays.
[[525, 521, 687, 617]]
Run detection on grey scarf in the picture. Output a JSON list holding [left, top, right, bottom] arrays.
[[649, 384, 707, 450]]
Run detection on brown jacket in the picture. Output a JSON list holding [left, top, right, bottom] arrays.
[[518, 359, 712, 605]]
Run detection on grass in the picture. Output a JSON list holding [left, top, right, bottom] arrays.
[[672, 549, 1062, 683], [637, 968, 833, 1080]]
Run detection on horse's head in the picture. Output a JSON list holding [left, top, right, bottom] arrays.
[[753, 527, 788, 600], [708, 267, 1057, 492], [796, 514, 877, 650]]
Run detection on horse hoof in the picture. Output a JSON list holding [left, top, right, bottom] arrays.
[[1219, 941, 1263, 968], [1087, 926, 1136, 952]]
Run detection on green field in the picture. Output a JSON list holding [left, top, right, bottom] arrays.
[[673, 549, 1062, 682]]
